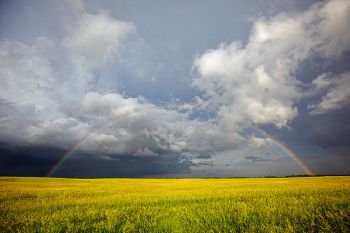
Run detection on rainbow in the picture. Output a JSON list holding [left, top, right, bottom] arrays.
[[47, 124, 314, 177], [47, 135, 90, 177], [47, 120, 115, 177], [253, 126, 314, 175]]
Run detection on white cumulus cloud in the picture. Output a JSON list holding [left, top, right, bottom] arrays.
[[193, 0, 350, 128]]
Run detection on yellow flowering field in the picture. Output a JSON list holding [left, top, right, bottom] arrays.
[[1, 176, 349, 232]]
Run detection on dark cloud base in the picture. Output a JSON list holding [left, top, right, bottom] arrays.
[[0, 143, 191, 177], [0, 143, 60, 176]]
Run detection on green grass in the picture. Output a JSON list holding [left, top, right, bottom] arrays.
[[1, 176, 349, 232]]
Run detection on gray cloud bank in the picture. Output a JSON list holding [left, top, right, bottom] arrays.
[[0, 0, 349, 176]]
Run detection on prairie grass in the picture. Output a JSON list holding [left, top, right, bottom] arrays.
[[0, 176, 349, 232]]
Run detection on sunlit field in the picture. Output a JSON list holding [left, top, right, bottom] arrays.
[[1, 177, 349, 232]]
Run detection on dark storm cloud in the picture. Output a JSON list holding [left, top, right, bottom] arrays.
[[56, 154, 192, 178], [0, 142, 192, 177], [282, 108, 350, 149], [0, 143, 62, 176]]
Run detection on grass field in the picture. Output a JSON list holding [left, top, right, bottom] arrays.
[[0, 176, 349, 232]]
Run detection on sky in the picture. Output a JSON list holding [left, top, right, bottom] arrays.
[[0, 0, 349, 177]]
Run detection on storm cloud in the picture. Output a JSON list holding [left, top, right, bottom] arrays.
[[0, 0, 349, 177]]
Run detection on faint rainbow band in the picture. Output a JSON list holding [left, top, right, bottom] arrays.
[[47, 125, 314, 177], [46, 134, 90, 177], [253, 126, 314, 175]]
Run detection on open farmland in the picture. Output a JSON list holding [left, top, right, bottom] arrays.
[[0, 176, 349, 232]]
